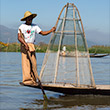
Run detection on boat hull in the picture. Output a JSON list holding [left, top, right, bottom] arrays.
[[20, 82, 110, 95]]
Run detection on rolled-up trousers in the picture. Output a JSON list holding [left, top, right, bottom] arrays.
[[21, 43, 38, 84]]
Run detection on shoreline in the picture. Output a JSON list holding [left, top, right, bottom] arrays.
[[0, 43, 110, 54]]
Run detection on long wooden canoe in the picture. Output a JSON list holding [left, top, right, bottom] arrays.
[[90, 54, 109, 58], [20, 82, 110, 95], [59, 53, 109, 58]]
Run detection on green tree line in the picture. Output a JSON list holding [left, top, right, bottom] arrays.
[[0, 42, 110, 53]]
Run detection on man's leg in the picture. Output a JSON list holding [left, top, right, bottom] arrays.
[[22, 52, 34, 84], [31, 52, 39, 82]]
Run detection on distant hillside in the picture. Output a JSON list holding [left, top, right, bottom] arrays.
[[0, 25, 18, 43], [0, 25, 97, 47]]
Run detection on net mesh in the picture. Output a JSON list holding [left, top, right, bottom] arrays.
[[40, 3, 95, 87]]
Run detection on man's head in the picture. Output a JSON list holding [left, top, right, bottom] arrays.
[[25, 15, 33, 25], [21, 11, 37, 22]]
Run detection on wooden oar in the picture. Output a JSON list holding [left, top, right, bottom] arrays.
[[19, 29, 48, 100], [27, 51, 48, 100]]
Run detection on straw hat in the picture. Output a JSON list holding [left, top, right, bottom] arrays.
[[21, 11, 37, 21]]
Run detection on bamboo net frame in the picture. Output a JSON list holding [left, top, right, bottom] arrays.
[[39, 3, 95, 88]]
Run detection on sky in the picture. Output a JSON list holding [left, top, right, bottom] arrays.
[[0, 0, 110, 45]]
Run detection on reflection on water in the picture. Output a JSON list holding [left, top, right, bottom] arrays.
[[0, 52, 110, 110], [20, 95, 110, 110]]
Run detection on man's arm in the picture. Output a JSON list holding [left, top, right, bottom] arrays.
[[18, 33, 29, 51], [39, 27, 56, 36]]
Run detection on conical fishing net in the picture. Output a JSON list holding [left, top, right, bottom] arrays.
[[39, 3, 95, 87]]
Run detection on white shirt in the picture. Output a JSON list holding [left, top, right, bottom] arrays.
[[18, 23, 42, 43], [63, 46, 66, 51]]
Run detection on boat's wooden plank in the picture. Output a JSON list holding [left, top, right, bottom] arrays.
[[20, 82, 110, 95], [96, 85, 110, 90], [42, 83, 95, 89], [20, 82, 110, 90]]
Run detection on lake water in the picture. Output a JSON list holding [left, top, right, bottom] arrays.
[[0, 52, 110, 110]]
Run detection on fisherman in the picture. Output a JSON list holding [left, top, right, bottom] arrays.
[[62, 46, 66, 56], [18, 11, 56, 85]]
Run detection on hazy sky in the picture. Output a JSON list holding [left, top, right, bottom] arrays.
[[0, 0, 110, 45]]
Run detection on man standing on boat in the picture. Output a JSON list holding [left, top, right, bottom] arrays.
[[18, 11, 56, 85]]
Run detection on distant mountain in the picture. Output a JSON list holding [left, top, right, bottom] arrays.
[[85, 29, 110, 46], [0, 25, 99, 47], [0, 25, 18, 43], [87, 40, 96, 47]]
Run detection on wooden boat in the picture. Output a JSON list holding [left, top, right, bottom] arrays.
[[90, 54, 109, 58], [20, 82, 110, 95], [59, 53, 109, 58]]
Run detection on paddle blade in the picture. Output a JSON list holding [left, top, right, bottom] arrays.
[[43, 94, 48, 100]]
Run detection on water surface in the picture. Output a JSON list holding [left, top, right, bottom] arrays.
[[0, 52, 110, 110]]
